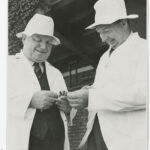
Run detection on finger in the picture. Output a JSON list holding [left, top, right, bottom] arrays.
[[59, 96, 67, 101], [55, 98, 68, 104], [59, 91, 67, 96], [46, 97, 57, 103], [55, 98, 62, 104], [67, 90, 82, 99], [46, 91, 58, 98], [55, 100, 61, 105], [56, 101, 66, 107], [69, 103, 79, 109], [68, 99, 80, 104], [68, 98, 80, 103]]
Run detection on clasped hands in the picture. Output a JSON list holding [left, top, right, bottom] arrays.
[[30, 90, 71, 114], [30, 88, 89, 113]]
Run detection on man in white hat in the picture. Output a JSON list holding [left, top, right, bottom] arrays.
[[68, 0, 147, 150], [7, 14, 75, 150]]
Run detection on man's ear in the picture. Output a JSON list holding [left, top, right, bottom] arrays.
[[121, 19, 131, 32], [22, 34, 27, 44], [121, 19, 128, 27]]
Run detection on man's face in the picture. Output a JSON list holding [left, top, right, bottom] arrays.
[[95, 20, 127, 49], [22, 34, 54, 63]]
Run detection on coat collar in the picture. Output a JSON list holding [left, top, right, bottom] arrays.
[[106, 32, 140, 58], [15, 52, 41, 89], [15, 51, 56, 91]]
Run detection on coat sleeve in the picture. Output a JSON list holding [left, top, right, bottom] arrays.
[[88, 52, 147, 112], [7, 57, 34, 119]]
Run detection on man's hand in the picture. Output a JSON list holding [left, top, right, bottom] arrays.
[[56, 96, 71, 115], [67, 89, 89, 109], [30, 91, 58, 110]]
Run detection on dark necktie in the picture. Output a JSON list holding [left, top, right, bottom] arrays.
[[33, 62, 43, 81]]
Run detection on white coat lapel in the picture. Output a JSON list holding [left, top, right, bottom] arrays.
[[45, 61, 55, 90], [15, 52, 41, 90]]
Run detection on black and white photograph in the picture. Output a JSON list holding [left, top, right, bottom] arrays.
[[0, 0, 148, 150]]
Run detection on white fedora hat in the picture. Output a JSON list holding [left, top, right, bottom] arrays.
[[16, 14, 60, 45], [87, 0, 139, 29]]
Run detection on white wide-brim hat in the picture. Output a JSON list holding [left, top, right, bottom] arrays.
[[87, 0, 139, 29], [16, 14, 60, 45]]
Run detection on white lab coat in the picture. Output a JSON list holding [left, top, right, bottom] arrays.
[[80, 33, 148, 150], [7, 52, 73, 150]]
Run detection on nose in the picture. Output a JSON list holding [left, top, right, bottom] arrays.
[[40, 41, 46, 49]]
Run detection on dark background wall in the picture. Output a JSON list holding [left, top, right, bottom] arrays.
[[125, 0, 147, 38]]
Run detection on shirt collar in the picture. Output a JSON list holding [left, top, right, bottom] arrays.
[[21, 51, 45, 72], [107, 32, 139, 56]]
